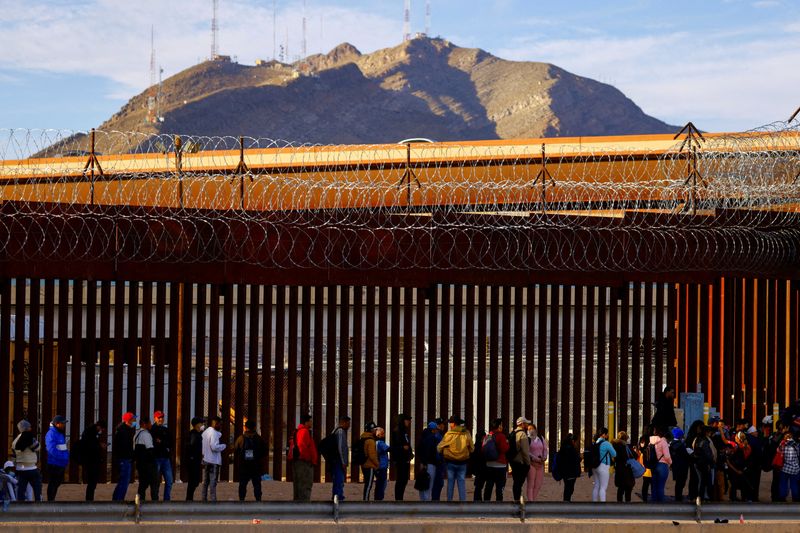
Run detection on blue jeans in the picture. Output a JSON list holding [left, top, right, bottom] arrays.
[[155, 458, 173, 501], [446, 463, 467, 501], [780, 471, 800, 502], [652, 463, 669, 502], [331, 461, 345, 499], [112, 460, 132, 501]]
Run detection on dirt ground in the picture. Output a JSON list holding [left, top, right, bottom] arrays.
[[47, 468, 778, 503]]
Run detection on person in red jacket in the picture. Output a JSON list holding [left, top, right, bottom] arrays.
[[292, 414, 318, 501], [483, 418, 510, 501]]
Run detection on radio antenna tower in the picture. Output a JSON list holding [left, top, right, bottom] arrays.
[[211, 0, 219, 59], [403, 0, 411, 41], [302, 0, 307, 58], [272, 0, 277, 60], [149, 26, 156, 87], [425, 0, 430, 35]]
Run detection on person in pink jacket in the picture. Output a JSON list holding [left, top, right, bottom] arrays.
[[649, 427, 672, 502], [526, 423, 547, 501]]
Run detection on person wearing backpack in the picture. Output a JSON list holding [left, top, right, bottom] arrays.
[[234, 419, 268, 501], [590, 427, 616, 502], [612, 431, 636, 502], [291, 414, 318, 502], [648, 427, 672, 502], [526, 424, 547, 502], [482, 418, 510, 501], [636, 434, 652, 502], [554, 433, 582, 502], [76, 420, 107, 501], [134, 417, 158, 502], [359, 422, 379, 500], [320, 415, 351, 502], [437, 416, 474, 501], [508, 417, 531, 502]]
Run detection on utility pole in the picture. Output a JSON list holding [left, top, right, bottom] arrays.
[[272, 0, 277, 60], [425, 0, 430, 35], [302, 0, 307, 59]]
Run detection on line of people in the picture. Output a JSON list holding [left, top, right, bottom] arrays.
[[3, 396, 798, 505]]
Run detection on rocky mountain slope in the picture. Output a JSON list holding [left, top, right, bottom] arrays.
[[93, 37, 677, 145]]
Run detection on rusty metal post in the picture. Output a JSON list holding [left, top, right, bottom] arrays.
[[532, 143, 555, 214], [175, 135, 184, 208]]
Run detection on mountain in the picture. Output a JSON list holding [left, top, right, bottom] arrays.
[[95, 37, 678, 146]]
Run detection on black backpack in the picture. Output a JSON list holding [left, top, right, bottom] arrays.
[[587, 441, 603, 472], [351, 437, 368, 465], [643, 442, 660, 470], [242, 435, 257, 461], [286, 430, 301, 462], [319, 429, 340, 463], [507, 430, 520, 459]]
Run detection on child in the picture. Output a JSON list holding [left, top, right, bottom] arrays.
[[1, 461, 18, 511]]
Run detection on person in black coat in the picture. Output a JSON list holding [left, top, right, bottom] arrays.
[[391, 414, 413, 501], [76, 421, 107, 501], [651, 386, 678, 429], [185, 417, 205, 501], [612, 431, 636, 502], [555, 433, 582, 502]]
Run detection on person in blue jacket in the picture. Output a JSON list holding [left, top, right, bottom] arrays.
[[45, 415, 69, 501], [374, 427, 391, 501], [591, 427, 617, 502]]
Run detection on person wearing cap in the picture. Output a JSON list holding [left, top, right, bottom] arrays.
[[508, 417, 531, 502], [44, 415, 69, 501], [112, 412, 137, 501], [76, 420, 107, 501], [741, 424, 763, 502], [431, 417, 447, 500], [291, 414, 318, 502], [185, 417, 205, 501], [134, 417, 158, 501], [234, 419, 268, 501], [437, 416, 474, 501], [11, 419, 41, 502], [391, 413, 413, 500], [150, 410, 173, 501], [359, 422, 379, 501], [201, 416, 227, 502], [669, 427, 690, 502], [417, 421, 441, 501], [374, 427, 391, 501], [329, 415, 351, 503], [778, 427, 800, 502], [1, 460, 18, 510]]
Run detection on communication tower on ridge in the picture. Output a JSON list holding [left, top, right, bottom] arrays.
[[211, 0, 219, 59], [403, 0, 411, 41], [425, 0, 430, 36], [302, 0, 307, 59]]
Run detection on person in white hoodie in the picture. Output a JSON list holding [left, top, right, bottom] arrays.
[[201, 416, 226, 502]]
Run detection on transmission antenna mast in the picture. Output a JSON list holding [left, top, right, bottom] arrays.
[[302, 0, 307, 58], [425, 0, 430, 35], [211, 0, 219, 59], [149, 26, 156, 87], [403, 0, 411, 41]]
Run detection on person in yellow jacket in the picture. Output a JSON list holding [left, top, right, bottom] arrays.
[[360, 422, 380, 500], [437, 416, 475, 501], [637, 434, 652, 502]]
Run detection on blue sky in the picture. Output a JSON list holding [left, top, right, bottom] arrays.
[[1, 0, 798, 134]]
